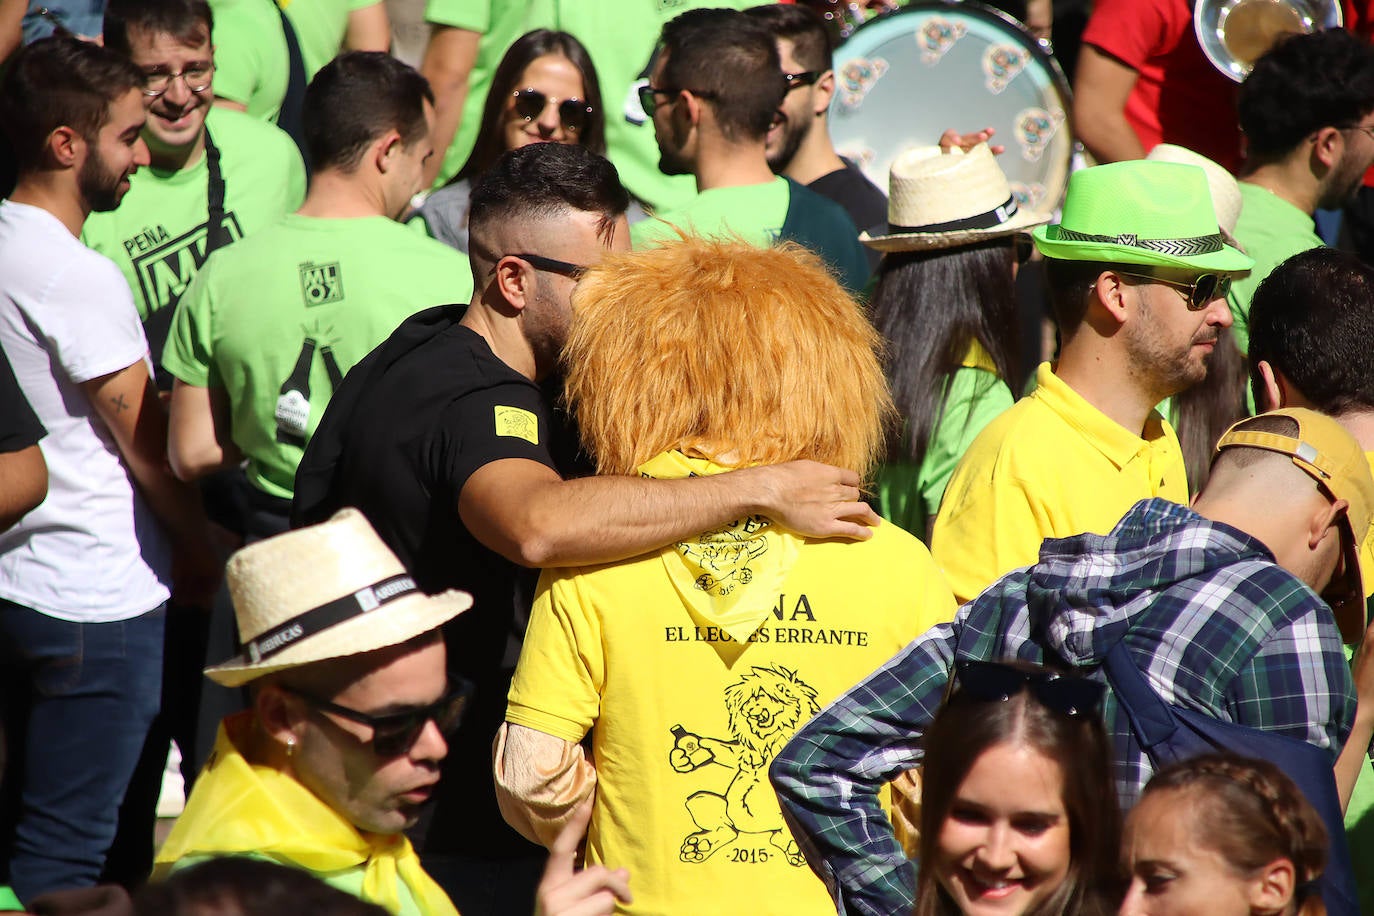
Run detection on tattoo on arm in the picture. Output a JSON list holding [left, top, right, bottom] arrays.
[[110, 393, 130, 414]]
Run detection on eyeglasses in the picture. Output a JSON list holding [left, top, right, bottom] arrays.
[[507, 252, 588, 279], [1342, 124, 1374, 141], [637, 83, 718, 112], [783, 70, 821, 91], [954, 660, 1105, 718], [1114, 269, 1232, 310], [282, 680, 473, 757], [511, 88, 594, 134], [141, 63, 214, 98]]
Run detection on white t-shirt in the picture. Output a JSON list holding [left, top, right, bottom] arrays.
[[0, 200, 170, 621]]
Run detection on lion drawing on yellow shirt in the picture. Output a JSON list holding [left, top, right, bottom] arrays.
[[668, 665, 820, 865]]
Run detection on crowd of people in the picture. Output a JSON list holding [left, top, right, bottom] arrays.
[[2, 2, 1374, 916]]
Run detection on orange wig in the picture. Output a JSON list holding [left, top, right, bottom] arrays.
[[564, 236, 893, 478]]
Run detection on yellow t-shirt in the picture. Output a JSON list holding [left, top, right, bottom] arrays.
[[931, 363, 1189, 603], [506, 452, 956, 915]]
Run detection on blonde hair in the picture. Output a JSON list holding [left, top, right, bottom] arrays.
[[564, 236, 893, 477]]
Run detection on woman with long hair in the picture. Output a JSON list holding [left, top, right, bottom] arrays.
[[913, 660, 1121, 916], [863, 144, 1049, 538], [420, 29, 605, 252], [1121, 753, 1328, 916]]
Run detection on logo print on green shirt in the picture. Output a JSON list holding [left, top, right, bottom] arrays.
[[300, 261, 344, 307]]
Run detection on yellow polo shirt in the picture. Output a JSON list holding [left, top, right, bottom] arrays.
[[931, 363, 1189, 603]]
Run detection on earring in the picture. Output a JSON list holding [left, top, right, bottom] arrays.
[[285, 736, 298, 758]]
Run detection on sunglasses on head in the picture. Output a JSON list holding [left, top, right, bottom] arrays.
[[954, 660, 1105, 718], [511, 88, 594, 134], [282, 679, 473, 757], [1114, 269, 1232, 311]]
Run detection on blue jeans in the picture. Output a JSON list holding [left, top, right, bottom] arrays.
[[0, 599, 164, 902]]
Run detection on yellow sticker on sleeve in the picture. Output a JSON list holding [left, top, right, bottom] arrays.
[[494, 405, 539, 445]]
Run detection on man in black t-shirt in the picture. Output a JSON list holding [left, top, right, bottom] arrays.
[[744, 3, 887, 259], [292, 142, 879, 916], [0, 342, 45, 532]]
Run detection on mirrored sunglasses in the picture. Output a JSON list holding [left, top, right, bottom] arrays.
[[512, 88, 594, 134], [1115, 269, 1232, 311], [955, 660, 1105, 718], [283, 679, 473, 757]]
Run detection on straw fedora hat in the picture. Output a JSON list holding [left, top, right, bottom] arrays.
[[1145, 143, 1243, 241], [860, 143, 1052, 252], [205, 509, 473, 687]]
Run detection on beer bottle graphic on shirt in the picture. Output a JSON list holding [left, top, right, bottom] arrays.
[[276, 338, 315, 446]]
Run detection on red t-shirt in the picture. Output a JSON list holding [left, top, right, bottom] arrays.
[[1083, 0, 1242, 172]]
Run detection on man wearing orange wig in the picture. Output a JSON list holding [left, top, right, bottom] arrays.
[[494, 237, 957, 914]]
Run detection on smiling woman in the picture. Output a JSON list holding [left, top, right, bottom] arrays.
[[914, 661, 1122, 916]]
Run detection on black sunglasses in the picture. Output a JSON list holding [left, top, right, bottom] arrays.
[[1014, 233, 1035, 266], [954, 660, 1105, 718], [637, 83, 719, 112], [783, 70, 821, 90], [283, 680, 473, 757], [511, 88, 594, 134], [1114, 269, 1232, 311], [506, 252, 587, 279]]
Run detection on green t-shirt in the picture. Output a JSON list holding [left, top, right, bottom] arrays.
[[281, 0, 381, 80], [82, 107, 307, 322], [424, 0, 531, 188], [1226, 181, 1323, 356], [162, 214, 474, 499], [876, 362, 1015, 538], [631, 176, 869, 292], [209, 0, 290, 121]]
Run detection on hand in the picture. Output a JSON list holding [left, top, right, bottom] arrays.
[[535, 803, 631, 916], [753, 461, 881, 541], [938, 127, 1005, 156], [1352, 608, 1374, 724], [1024, 0, 1053, 42]]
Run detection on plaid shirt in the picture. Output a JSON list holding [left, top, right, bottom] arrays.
[[770, 499, 1356, 916]]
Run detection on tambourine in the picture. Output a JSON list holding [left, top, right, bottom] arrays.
[[828, 0, 1077, 213], [1194, 0, 1342, 82]]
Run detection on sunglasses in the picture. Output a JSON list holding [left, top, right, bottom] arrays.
[[1114, 269, 1232, 311], [511, 88, 594, 134], [783, 70, 821, 90], [954, 660, 1105, 718], [637, 84, 719, 112], [282, 680, 473, 757], [1014, 233, 1035, 266], [499, 252, 588, 279]]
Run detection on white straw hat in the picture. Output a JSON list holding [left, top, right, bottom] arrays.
[[205, 508, 473, 687], [1145, 143, 1243, 239], [860, 142, 1052, 252]]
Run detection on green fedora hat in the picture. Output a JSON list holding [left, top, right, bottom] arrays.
[[1033, 160, 1254, 273]]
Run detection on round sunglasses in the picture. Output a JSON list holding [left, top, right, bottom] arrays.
[[282, 680, 473, 758], [511, 88, 594, 134]]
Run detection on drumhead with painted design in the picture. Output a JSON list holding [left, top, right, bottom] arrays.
[[830, 0, 1077, 214]]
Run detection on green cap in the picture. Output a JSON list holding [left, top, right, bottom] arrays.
[[1033, 161, 1255, 273]]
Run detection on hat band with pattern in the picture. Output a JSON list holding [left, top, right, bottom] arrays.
[[1055, 227, 1225, 258], [890, 194, 1019, 235], [245, 573, 420, 664]]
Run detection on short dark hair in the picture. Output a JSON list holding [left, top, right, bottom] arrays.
[[103, 0, 213, 58], [659, 9, 786, 142], [1043, 258, 1114, 335], [0, 36, 144, 177], [457, 29, 605, 181], [304, 52, 434, 173], [468, 142, 630, 250], [1239, 29, 1374, 162], [1248, 247, 1374, 413], [135, 856, 389, 916], [742, 3, 834, 72]]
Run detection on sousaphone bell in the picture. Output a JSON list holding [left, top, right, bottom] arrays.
[[1195, 0, 1343, 82]]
